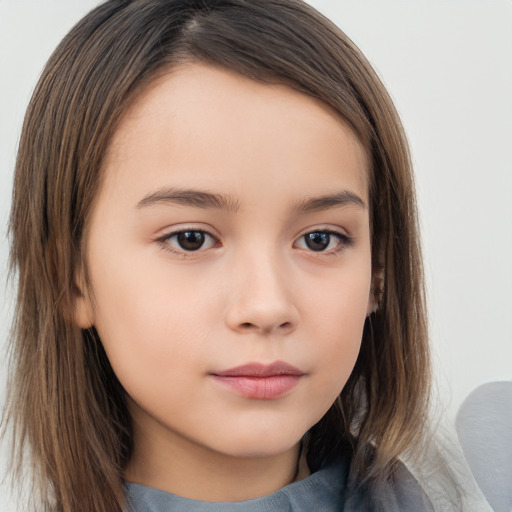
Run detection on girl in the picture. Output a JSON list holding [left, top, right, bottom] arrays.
[[2, 1, 484, 511]]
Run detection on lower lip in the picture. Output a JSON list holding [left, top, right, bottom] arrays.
[[211, 375, 302, 399]]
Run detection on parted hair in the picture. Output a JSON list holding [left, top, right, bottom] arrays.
[[4, 1, 430, 511]]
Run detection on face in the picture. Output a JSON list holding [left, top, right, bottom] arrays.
[[77, 64, 374, 461]]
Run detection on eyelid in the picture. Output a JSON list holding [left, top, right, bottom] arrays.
[[293, 227, 354, 254], [156, 224, 220, 256], [154, 224, 354, 257]]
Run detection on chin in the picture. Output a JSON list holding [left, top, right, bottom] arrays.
[[208, 424, 307, 459]]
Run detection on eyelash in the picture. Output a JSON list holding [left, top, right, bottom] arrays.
[[157, 229, 219, 256], [157, 228, 353, 256], [295, 230, 354, 254]]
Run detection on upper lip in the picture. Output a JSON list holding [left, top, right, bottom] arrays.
[[211, 361, 304, 377]]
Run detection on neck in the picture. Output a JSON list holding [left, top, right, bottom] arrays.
[[124, 404, 308, 502]]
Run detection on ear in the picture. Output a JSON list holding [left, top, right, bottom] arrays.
[[367, 268, 384, 316], [72, 270, 95, 329]]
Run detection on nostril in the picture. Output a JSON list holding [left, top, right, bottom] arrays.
[[235, 320, 296, 334]]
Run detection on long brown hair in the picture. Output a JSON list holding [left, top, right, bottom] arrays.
[[4, 1, 430, 510]]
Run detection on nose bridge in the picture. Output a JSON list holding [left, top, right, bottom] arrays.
[[225, 240, 298, 335]]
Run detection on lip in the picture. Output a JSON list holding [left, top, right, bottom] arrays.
[[210, 361, 305, 400]]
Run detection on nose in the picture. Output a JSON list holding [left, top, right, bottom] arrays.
[[224, 250, 299, 336]]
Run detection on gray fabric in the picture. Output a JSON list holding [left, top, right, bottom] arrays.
[[456, 381, 512, 512], [125, 450, 434, 512], [127, 463, 347, 512], [126, 456, 347, 512]]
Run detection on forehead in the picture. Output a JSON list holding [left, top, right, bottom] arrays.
[[101, 63, 369, 204]]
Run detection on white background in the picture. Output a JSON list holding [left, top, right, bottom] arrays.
[[1, 1, 511, 510]]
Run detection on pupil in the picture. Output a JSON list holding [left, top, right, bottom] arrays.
[[177, 231, 205, 251], [305, 232, 329, 251]]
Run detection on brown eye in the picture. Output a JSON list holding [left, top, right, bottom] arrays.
[[295, 230, 353, 253], [164, 230, 217, 253], [177, 231, 206, 251], [304, 232, 330, 251]]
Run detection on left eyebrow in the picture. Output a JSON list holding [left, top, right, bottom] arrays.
[[293, 190, 366, 213]]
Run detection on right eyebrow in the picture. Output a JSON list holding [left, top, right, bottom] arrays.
[[136, 187, 240, 212]]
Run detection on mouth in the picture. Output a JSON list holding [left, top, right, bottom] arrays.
[[209, 361, 305, 400]]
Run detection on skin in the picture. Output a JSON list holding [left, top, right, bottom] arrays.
[[75, 63, 375, 502]]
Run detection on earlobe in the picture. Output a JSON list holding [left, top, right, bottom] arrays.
[[367, 270, 384, 316], [367, 299, 378, 316]]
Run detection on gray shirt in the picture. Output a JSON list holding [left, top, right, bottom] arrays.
[[125, 450, 434, 512]]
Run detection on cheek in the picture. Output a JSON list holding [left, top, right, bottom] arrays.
[[303, 261, 371, 391], [87, 249, 218, 386], [311, 321, 364, 401]]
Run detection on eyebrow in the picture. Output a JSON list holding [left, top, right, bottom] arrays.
[[136, 187, 240, 212], [293, 190, 366, 213], [136, 186, 365, 213]]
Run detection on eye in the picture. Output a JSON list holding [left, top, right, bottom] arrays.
[[295, 230, 352, 253], [163, 230, 217, 253]]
